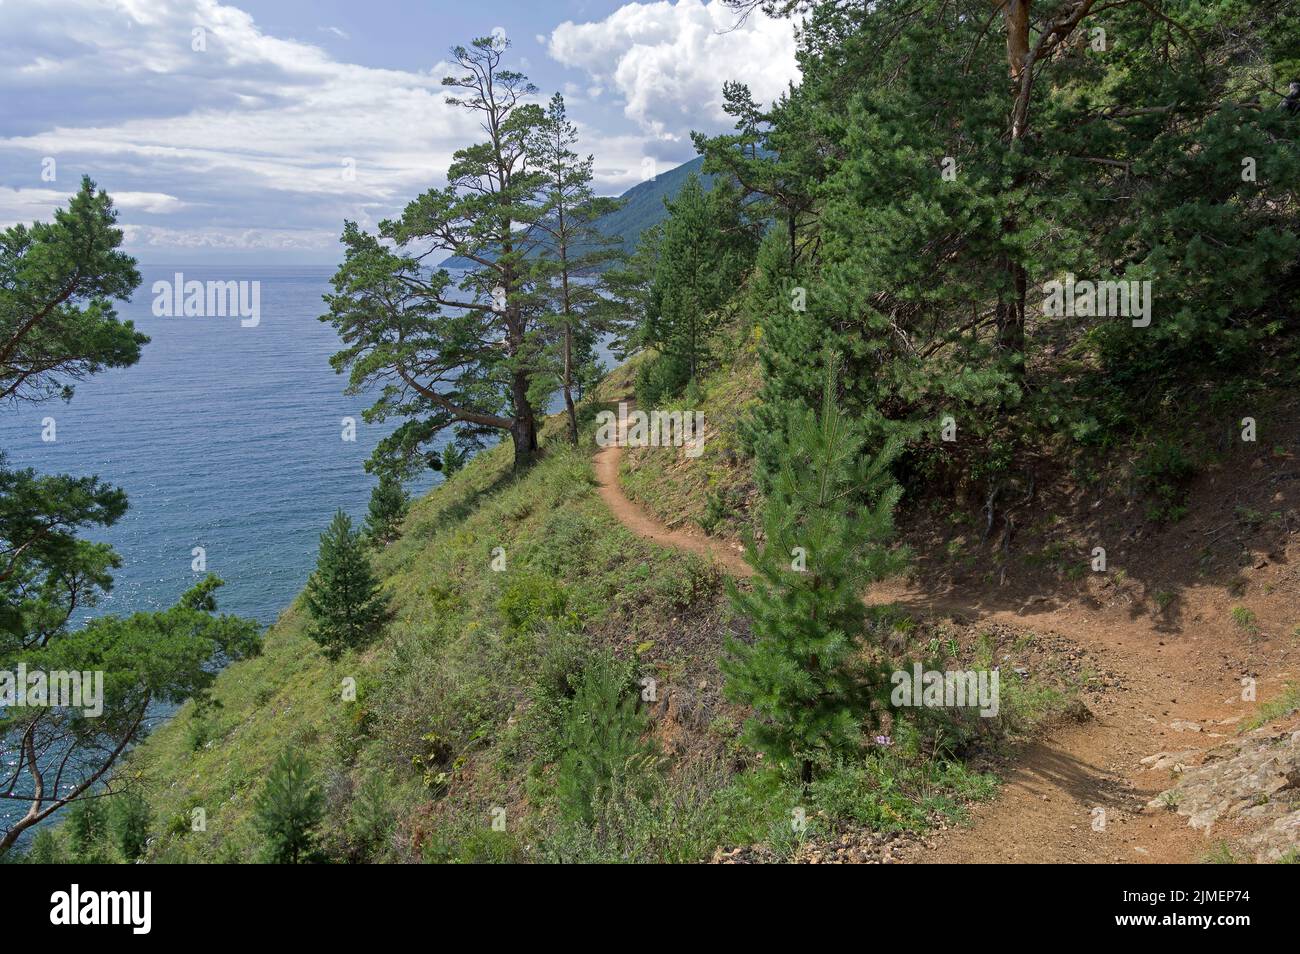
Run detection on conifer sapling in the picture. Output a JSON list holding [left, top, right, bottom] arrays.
[[722, 355, 905, 785], [364, 474, 409, 545], [304, 510, 388, 660]]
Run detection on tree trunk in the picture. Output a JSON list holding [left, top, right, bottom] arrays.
[[997, 0, 1033, 375], [509, 370, 539, 470], [1004, 0, 1031, 86], [563, 324, 578, 445], [995, 256, 1027, 367]]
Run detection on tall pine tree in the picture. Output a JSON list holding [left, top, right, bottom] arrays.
[[530, 93, 624, 444], [322, 36, 550, 473]]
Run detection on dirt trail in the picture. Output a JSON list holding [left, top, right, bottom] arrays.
[[592, 413, 1294, 863], [878, 581, 1258, 863], [594, 409, 752, 577]]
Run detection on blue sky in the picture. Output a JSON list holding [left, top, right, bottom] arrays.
[[0, 0, 800, 264]]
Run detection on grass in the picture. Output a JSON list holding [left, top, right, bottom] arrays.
[[1203, 841, 1239, 864], [1230, 606, 1258, 633], [19, 354, 1080, 865], [620, 337, 762, 541], [116, 426, 742, 862], [1239, 683, 1300, 733]]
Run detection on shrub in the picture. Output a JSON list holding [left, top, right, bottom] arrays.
[[109, 791, 151, 862], [66, 798, 109, 859], [24, 828, 68, 865], [1136, 441, 1197, 523], [253, 750, 325, 864], [344, 773, 395, 861], [635, 352, 691, 410], [497, 571, 572, 633], [364, 474, 409, 545], [555, 651, 657, 825]]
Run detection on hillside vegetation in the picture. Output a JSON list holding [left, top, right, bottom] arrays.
[[7, 1, 1299, 865], [27, 357, 1092, 864]]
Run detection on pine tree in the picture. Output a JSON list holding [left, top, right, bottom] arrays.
[[66, 797, 109, 859], [303, 510, 388, 660], [0, 176, 146, 405], [722, 356, 905, 785], [530, 93, 624, 444], [639, 175, 758, 392], [363, 474, 408, 546], [556, 652, 656, 825], [2, 184, 261, 858], [110, 791, 151, 862], [735, 0, 1300, 464], [322, 36, 551, 473], [253, 750, 324, 864]]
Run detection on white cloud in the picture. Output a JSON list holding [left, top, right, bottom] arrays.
[[547, 0, 799, 142], [0, 0, 778, 260], [121, 223, 337, 250], [109, 191, 191, 214], [0, 0, 483, 254], [0, 188, 77, 225], [0, 187, 189, 226]]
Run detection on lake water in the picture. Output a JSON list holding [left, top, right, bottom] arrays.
[[0, 265, 441, 629], [0, 264, 450, 844]]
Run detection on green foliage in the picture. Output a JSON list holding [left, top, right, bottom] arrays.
[[1136, 441, 1197, 523], [322, 37, 557, 472], [555, 651, 657, 825], [253, 750, 324, 864], [25, 828, 69, 864], [2, 574, 259, 856], [304, 510, 388, 660], [531, 92, 625, 443], [1241, 683, 1300, 732], [497, 571, 572, 633], [1230, 606, 1259, 633], [364, 474, 409, 545], [66, 798, 109, 859], [0, 459, 126, 656], [637, 175, 759, 386], [808, 749, 998, 833], [634, 351, 691, 410], [0, 183, 266, 857], [109, 791, 151, 862], [0, 176, 146, 405], [343, 773, 395, 860], [186, 708, 214, 751], [422, 825, 523, 864], [731, 0, 1300, 487], [543, 765, 720, 864], [723, 357, 905, 782]]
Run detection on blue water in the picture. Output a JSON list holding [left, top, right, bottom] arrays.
[[0, 265, 440, 629], [2, 264, 456, 844]]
